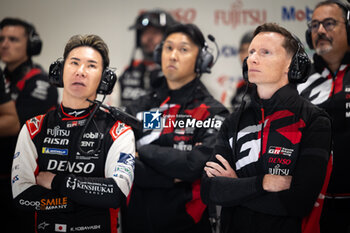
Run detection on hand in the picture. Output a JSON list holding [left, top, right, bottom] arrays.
[[262, 174, 292, 192], [36, 171, 56, 190], [204, 154, 237, 178]]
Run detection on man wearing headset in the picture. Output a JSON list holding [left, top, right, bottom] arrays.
[[11, 34, 135, 233], [118, 10, 177, 107], [123, 23, 228, 233], [0, 17, 58, 232], [201, 23, 332, 233], [297, 1, 350, 232], [0, 18, 58, 125]]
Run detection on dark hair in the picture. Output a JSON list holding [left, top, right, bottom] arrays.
[[314, 1, 349, 20], [253, 23, 302, 57], [239, 31, 254, 48], [0, 17, 35, 38], [63, 34, 110, 69], [164, 23, 205, 48]]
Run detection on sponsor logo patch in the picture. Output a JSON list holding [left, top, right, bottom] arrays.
[[55, 223, 67, 232], [42, 147, 68, 155], [268, 146, 293, 156]]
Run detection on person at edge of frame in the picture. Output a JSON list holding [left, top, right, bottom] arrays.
[[298, 1, 350, 233]]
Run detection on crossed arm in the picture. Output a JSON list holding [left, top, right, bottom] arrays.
[[0, 100, 20, 136], [204, 154, 292, 192]]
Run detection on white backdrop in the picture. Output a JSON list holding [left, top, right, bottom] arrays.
[[0, 0, 320, 108]]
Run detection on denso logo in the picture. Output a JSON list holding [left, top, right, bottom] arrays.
[[47, 160, 95, 174], [282, 6, 313, 22]]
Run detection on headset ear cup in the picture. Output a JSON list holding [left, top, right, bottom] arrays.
[[48, 60, 64, 87], [288, 52, 311, 84], [288, 54, 299, 82], [195, 49, 202, 74], [297, 52, 311, 83], [153, 43, 163, 66], [200, 51, 214, 74], [347, 21, 350, 45], [195, 47, 214, 74], [305, 28, 314, 50], [97, 68, 118, 95], [27, 27, 42, 56], [242, 57, 249, 82]]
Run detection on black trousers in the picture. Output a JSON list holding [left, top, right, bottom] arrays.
[[320, 198, 350, 233], [0, 177, 35, 233]]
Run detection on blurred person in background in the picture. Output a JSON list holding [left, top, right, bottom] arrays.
[[231, 30, 254, 111], [118, 9, 177, 107], [0, 17, 58, 232]]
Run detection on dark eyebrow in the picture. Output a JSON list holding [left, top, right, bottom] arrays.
[[87, 60, 98, 64], [311, 17, 336, 22], [70, 57, 80, 61], [164, 40, 191, 46], [70, 57, 98, 64]]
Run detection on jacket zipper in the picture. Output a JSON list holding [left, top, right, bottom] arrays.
[[260, 106, 265, 158]]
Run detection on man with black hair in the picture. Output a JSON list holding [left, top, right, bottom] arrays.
[[123, 23, 228, 233], [297, 1, 350, 232], [0, 18, 58, 125], [0, 17, 58, 232], [201, 23, 332, 233], [118, 10, 177, 107], [11, 34, 135, 233]]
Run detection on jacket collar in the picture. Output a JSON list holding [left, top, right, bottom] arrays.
[[313, 52, 350, 74], [155, 77, 210, 104], [4, 59, 33, 85], [252, 83, 298, 115], [58, 103, 95, 121]]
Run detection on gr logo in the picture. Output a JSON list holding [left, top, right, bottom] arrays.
[[143, 110, 162, 129]]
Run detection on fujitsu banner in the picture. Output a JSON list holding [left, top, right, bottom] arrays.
[[0, 0, 320, 108]]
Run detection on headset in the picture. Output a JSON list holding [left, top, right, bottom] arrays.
[[242, 34, 311, 84], [48, 59, 117, 95], [27, 24, 42, 56], [153, 35, 215, 74], [305, 0, 350, 49]]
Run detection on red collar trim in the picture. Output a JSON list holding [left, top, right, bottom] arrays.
[[60, 104, 94, 121]]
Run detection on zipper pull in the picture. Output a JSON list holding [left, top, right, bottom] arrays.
[[261, 106, 265, 123]]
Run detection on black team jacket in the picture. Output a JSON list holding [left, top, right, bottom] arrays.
[[123, 78, 229, 233], [201, 84, 332, 233]]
